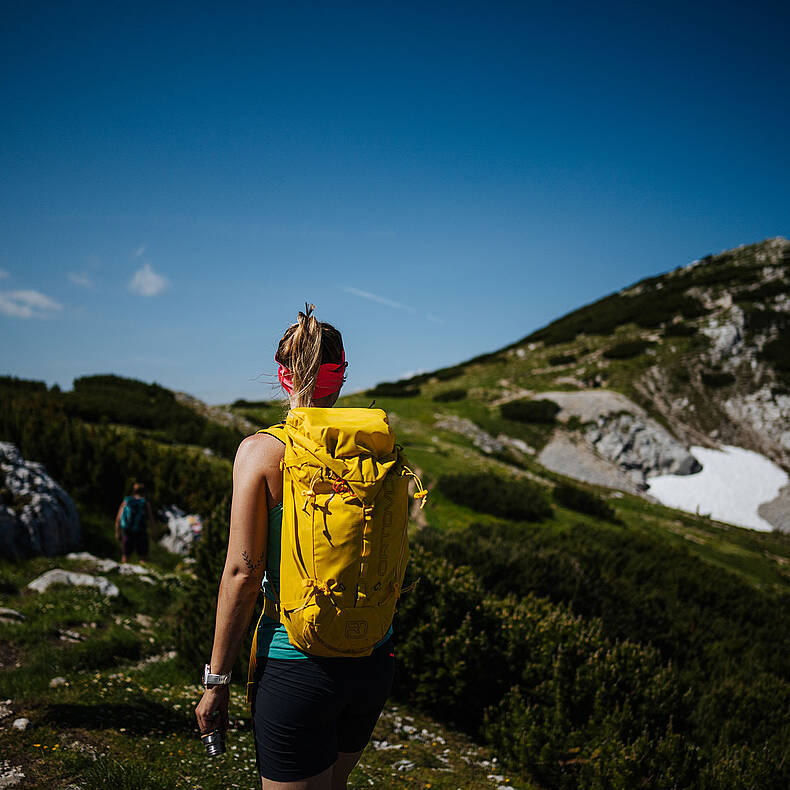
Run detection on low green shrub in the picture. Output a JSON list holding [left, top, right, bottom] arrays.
[[553, 482, 617, 521], [366, 381, 421, 398], [394, 546, 693, 788], [548, 353, 577, 366], [501, 398, 561, 424], [432, 388, 467, 403], [743, 307, 789, 334], [603, 339, 654, 359], [760, 331, 790, 376], [231, 398, 276, 408], [701, 371, 736, 388], [664, 322, 698, 337], [434, 366, 464, 381], [436, 472, 552, 521]]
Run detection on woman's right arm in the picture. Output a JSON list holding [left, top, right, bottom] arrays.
[[195, 434, 275, 733]]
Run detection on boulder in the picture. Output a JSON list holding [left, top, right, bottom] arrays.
[[65, 551, 156, 579], [584, 412, 702, 487], [0, 443, 80, 559], [26, 569, 119, 598]]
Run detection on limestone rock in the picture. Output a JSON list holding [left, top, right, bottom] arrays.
[[0, 443, 80, 559], [11, 718, 29, 731], [584, 412, 701, 487], [26, 569, 119, 598], [65, 551, 156, 580], [0, 608, 24, 624], [434, 415, 507, 455], [700, 306, 745, 365]]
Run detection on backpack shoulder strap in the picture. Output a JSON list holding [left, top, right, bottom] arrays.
[[257, 423, 286, 444]]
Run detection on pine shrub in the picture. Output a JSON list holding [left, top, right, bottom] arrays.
[[553, 482, 617, 521], [366, 381, 421, 398], [501, 398, 561, 424], [602, 339, 654, 360], [432, 388, 467, 402], [548, 353, 577, 366], [664, 322, 698, 337], [436, 472, 552, 521], [701, 371, 736, 388]]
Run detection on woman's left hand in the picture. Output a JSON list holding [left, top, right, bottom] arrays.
[[195, 685, 230, 734]]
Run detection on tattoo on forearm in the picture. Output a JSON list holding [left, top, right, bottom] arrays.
[[242, 550, 266, 573]]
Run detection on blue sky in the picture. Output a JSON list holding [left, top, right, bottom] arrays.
[[2, 0, 789, 403]]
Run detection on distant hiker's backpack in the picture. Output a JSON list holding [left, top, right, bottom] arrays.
[[256, 407, 426, 660], [120, 496, 146, 533]]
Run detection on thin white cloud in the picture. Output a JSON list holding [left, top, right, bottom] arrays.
[[134, 244, 147, 258], [427, 314, 446, 324], [344, 286, 415, 313], [129, 263, 168, 297], [0, 289, 62, 319], [0, 269, 9, 280], [68, 272, 94, 288]]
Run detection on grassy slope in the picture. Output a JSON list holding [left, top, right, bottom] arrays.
[[0, 536, 536, 790]]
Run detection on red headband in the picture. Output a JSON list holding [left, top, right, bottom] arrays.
[[277, 349, 347, 399]]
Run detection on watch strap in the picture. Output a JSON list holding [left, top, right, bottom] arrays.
[[203, 663, 231, 686]]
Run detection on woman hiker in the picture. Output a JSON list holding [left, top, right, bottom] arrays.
[[195, 305, 397, 789]]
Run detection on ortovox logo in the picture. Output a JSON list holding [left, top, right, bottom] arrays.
[[345, 620, 368, 639], [378, 476, 394, 577]]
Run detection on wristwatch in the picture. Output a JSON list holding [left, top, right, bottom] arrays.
[[202, 663, 231, 688]]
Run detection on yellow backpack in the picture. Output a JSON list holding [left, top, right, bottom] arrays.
[[247, 407, 426, 683]]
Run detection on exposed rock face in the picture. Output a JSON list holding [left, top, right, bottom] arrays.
[[584, 413, 702, 487], [723, 385, 790, 467], [26, 569, 119, 597], [700, 306, 746, 366], [0, 443, 80, 559], [433, 415, 536, 458], [534, 390, 701, 488], [538, 433, 643, 494], [160, 506, 203, 555], [434, 415, 508, 455]]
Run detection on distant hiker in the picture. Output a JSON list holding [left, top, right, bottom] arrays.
[[114, 482, 154, 564], [195, 304, 424, 789]]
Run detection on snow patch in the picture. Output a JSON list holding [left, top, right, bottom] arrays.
[[647, 445, 788, 531]]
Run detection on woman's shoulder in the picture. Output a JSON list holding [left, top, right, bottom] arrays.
[[235, 429, 285, 473]]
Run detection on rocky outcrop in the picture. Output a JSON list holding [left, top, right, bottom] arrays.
[[538, 433, 643, 494], [584, 412, 701, 487], [65, 552, 157, 583], [160, 506, 203, 555], [723, 385, 790, 467], [700, 305, 746, 366], [0, 443, 80, 559], [434, 415, 507, 455], [533, 390, 701, 488], [433, 415, 536, 458], [26, 569, 119, 597]]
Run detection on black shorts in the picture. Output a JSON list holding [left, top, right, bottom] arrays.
[[121, 530, 148, 557], [250, 638, 395, 782]]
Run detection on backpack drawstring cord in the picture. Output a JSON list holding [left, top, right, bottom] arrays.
[[401, 466, 428, 509], [300, 468, 322, 513]]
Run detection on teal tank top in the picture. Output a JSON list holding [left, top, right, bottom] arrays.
[[256, 502, 393, 659]]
